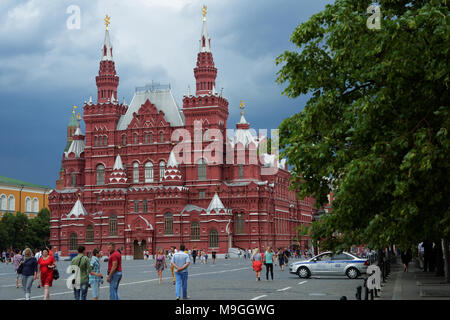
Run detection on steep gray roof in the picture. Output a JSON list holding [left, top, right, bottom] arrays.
[[116, 86, 185, 130]]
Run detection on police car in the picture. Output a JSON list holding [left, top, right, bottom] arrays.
[[289, 251, 368, 279]]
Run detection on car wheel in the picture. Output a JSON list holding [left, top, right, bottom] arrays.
[[346, 267, 359, 279], [297, 267, 310, 279]]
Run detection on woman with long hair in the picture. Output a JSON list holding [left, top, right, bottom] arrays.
[[278, 248, 286, 271], [37, 248, 56, 300], [264, 246, 275, 281], [21, 248, 38, 300], [251, 248, 263, 281], [154, 248, 166, 284]]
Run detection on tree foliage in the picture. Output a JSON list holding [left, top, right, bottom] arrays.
[[277, 0, 449, 251], [0, 208, 50, 250]]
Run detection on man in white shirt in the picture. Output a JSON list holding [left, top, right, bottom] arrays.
[[34, 249, 42, 288], [418, 242, 424, 269]]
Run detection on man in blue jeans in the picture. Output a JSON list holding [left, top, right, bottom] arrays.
[[171, 244, 190, 300], [107, 242, 122, 300], [71, 246, 102, 300]]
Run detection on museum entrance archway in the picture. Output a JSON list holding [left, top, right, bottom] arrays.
[[133, 240, 146, 259]]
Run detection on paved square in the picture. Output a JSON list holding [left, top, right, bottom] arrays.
[[0, 257, 362, 300]]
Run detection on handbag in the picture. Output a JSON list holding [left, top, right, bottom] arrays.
[[17, 262, 24, 274], [53, 267, 59, 280]]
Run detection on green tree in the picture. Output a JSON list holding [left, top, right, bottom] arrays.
[[276, 0, 449, 278], [30, 208, 50, 249], [0, 208, 50, 251]]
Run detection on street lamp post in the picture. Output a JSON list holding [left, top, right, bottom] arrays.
[[98, 211, 103, 254]]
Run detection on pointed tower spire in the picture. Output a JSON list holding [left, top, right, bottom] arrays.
[[200, 5, 211, 53], [109, 154, 128, 185], [163, 150, 183, 185], [194, 5, 217, 96], [96, 15, 119, 104]]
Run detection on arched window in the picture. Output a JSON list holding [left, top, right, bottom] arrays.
[[133, 162, 139, 183], [164, 213, 173, 235], [25, 197, 31, 212], [122, 134, 127, 146], [0, 194, 6, 210], [104, 136, 108, 146], [69, 233, 78, 251], [198, 158, 207, 181], [159, 161, 165, 182], [96, 164, 105, 185], [32, 198, 39, 213], [160, 132, 164, 143], [191, 222, 200, 240], [94, 136, 98, 147], [71, 172, 76, 186], [7, 195, 15, 212], [209, 229, 219, 248], [145, 162, 154, 183], [86, 225, 94, 243], [109, 215, 118, 236], [149, 132, 153, 143], [134, 133, 138, 144], [238, 164, 244, 179], [235, 213, 245, 234]]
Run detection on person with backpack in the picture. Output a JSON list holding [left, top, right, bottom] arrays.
[[71, 246, 102, 300], [13, 249, 23, 288]]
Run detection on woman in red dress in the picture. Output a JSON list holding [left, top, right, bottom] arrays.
[[37, 248, 55, 300]]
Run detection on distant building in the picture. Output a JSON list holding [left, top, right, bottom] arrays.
[[49, 9, 316, 259], [0, 175, 51, 219]]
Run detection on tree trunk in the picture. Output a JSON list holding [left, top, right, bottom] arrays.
[[442, 238, 450, 284]]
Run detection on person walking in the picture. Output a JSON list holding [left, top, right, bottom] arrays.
[[37, 248, 55, 300], [154, 248, 166, 284], [192, 248, 197, 264], [89, 248, 103, 300], [13, 249, 23, 288], [107, 242, 122, 300], [71, 246, 102, 300], [264, 246, 275, 281], [212, 251, 217, 264], [401, 248, 412, 272], [171, 244, 190, 300], [251, 248, 263, 281], [168, 247, 176, 285], [417, 242, 424, 270], [21, 248, 38, 300], [278, 248, 286, 271], [5, 250, 10, 265]]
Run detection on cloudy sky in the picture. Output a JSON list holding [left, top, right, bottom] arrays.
[[0, 0, 333, 188]]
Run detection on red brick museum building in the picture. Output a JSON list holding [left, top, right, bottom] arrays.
[[48, 12, 316, 259]]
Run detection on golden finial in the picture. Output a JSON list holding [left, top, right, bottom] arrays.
[[202, 5, 207, 21], [72, 105, 77, 114], [239, 100, 245, 116], [104, 15, 111, 31]]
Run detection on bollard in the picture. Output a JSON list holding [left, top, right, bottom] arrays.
[[356, 285, 362, 300]]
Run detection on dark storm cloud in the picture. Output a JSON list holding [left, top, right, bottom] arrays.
[[0, 0, 333, 188]]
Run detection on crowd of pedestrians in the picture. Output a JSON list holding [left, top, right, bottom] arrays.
[[4, 243, 317, 300]]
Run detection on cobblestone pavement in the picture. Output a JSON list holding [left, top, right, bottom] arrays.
[[0, 258, 363, 300]]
